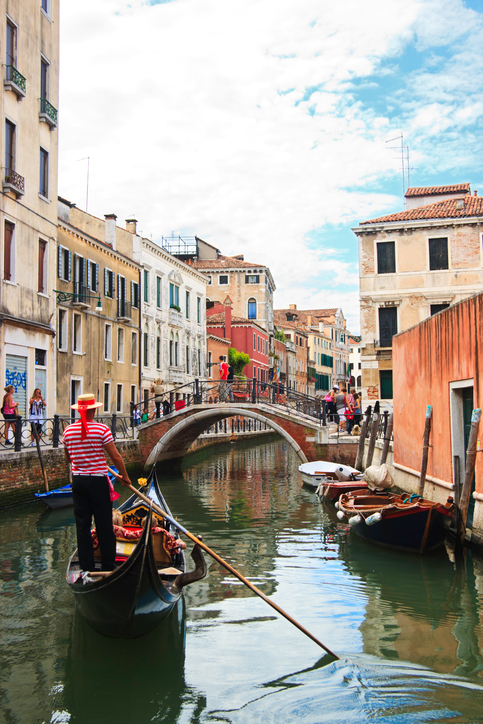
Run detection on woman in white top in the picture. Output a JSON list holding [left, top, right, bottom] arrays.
[[29, 388, 46, 445]]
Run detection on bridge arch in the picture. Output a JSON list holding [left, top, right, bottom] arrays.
[[145, 406, 309, 467]]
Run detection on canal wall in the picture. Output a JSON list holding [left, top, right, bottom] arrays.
[[0, 440, 142, 508]]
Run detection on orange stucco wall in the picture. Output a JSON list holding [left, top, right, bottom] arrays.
[[393, 293, 483, 490]]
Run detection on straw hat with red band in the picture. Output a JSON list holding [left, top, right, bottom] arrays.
[[70, 394, 103, 439], [71, 394, 103, 411]]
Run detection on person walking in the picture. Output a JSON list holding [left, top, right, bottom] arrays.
[[335, 384, 353, 433], [226, 363, 235, 402], [62, 393, 131, 572], [29, 388, 46, 445], [218, 356, 228, 402], [2, 385, 18, 445], [150, 378, 164, 418]]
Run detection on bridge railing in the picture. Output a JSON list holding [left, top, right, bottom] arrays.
[[132, 377, 328, 426]]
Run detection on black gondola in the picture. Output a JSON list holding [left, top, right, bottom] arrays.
[[66, 465, 206, 638]]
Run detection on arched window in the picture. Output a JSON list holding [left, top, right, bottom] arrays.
[[175, 333, 179, 367], [185, 335, 190, 374], [169, 331, 174, 366], [197, 341, 201, 376], [143, 324, 149, 367], [156, 327, 161, 369], [248, 298, 257, 319]]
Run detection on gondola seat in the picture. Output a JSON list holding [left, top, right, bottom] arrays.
[[92, 524, 183, 565]]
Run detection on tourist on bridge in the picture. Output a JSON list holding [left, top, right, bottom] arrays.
[[29, 388, 46, 445], [226, 363, 235, 402], [2, 385, 18, 445], [150, 378, 164, 418], [62, 393, 131, 572], [218, 356, 228, 402]]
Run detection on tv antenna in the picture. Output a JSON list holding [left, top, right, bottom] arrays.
[[386, 133, 412, 202], [77, 156, 90, 214]]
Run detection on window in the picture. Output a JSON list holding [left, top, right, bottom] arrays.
[[38, 240, 47, 293], [376, 241, 396, 274], [186, 290, 190, 318], [4, 221, 15, 282], [131, 281, 140, 308], [39, 147, 49, 198], [186, 342, 190, 374], [143, 325, 149, 367], [117, 275, 128, 317], [57, 245, 71, 282], [156, 277, 162, 308], [104, 268, 115, 297], [380, 370, 393, 399], [253, 333, 256, 349], [103, 382, 111, 413], [248, 298, 257, 319], [429, 237, 449, 271], [73, 314, 82, 353], [117, 327, 124, 362], [58, 310, 67, 350], [6, 21, 16, 68], [131, 385, 137, 406], [143, 269, 149, 302], [197, 342, 201, 376], [197, 297, 201, 324], [245, 274, 259, 284], [169, 283, 179, 308], [40, 57, 49, 101], [131, 331, 137, 365], [219, 275, 228, 285], [378, 307, 397, 347], [206, 275, 212, 285], [41, 0, 50, 14], [208, 351, 213, 378], [156, 329, 161, 369], [5, 120, 15, 173], [87, 260, 98, 292], [116, 384, 123, 413], [169, 332, 174, 366], [431, 303, 450, 316], [104, 323, 112, 360]]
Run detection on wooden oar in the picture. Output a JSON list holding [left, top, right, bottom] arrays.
[[32, 425, 49, 492], [108, 467, 339, 659]]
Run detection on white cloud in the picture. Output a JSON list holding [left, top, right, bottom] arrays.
[[59, 0, 483, 334]]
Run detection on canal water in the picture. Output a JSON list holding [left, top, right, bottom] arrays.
[[2, 436, 483, 723]]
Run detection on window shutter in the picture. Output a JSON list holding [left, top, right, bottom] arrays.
[[57, 245, 62, 278], [87, 260, 91, 290], [117, 274, 121, 315], [131, 280, 134, 304], [104, 268, 108, 296], [95, 264, 99, 292], [73, 254, 79, 285], [67, 251, 72, 281]]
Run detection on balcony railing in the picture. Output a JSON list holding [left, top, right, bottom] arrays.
[[72, 283, 91, 306], [117, 299, 132, 320], [4, 65, 26, 97], [39, 98, 58, 128], [169, 308, 183, 327], [3, 168, 25, 197]]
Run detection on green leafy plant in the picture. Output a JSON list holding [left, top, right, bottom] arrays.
[[274, 328, 286, 342], [170, 304, 181, 312], [228, 346, 250, 377]]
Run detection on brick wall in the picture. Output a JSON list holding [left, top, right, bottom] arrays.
[[0, 440, 142, 509]]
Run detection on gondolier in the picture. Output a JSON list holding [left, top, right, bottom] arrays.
[[63, 393, 131, 572]]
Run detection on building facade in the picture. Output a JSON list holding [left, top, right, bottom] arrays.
[[56, 201, 142, 416], [0, 0, 59, 418], [353, 184, 483, 405]]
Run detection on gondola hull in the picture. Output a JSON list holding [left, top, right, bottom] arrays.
[[66, 467, 205, 638], [35, 484, 73, 508]]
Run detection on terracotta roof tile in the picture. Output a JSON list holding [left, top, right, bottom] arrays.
[[360, 195, 483, 225], [405, 183, 470, 197]]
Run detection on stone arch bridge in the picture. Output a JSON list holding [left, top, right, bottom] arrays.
[[137, 402, 357, 469]]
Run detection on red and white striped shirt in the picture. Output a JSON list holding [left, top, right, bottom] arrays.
[[62, 421, 113, 474]]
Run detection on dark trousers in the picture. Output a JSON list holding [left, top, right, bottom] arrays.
[[72, 474, 115, 571]]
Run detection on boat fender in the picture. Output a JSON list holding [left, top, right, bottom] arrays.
[[348, 515, 362, 526], [336, 510, 345, 520], [365, 512, 382, 526], [334, 501, 339, 509]]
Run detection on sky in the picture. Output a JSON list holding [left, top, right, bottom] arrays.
[[58, 0, 483, 333]]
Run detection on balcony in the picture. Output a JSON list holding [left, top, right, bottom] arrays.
[[4, 65, 26, 98], [168, 366, 185, 384], [72, 283, 90, 308], [3, 168, 25, 197], [39, 98, 58, 128], [117, 300, 132, 322], [169, 307, 183, 327]]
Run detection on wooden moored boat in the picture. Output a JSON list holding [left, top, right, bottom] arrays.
[[66, 466, 206, 638], [35, 468, 119, 509], [337, 489, 457, 554], [298, 460, 366, 500]]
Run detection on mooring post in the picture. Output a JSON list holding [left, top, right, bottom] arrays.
[[194, 378, 201, 405], [455, 408, 481, 556], [355, 405, 372, 471], [365, 401, 380, 469], [418, 405, 432, 496], [379, 412, 393, 465]]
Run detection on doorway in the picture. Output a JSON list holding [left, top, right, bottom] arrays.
[[450, 381, 475, 526], [70, 378, 82, 421]]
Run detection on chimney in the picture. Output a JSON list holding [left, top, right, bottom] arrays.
[[224, 303, 232, 341], [126, 218, 137, 234], [289, 304, 297, 310], [104, 214, 117, 250], [456, 198, 465, 210], [474, 190, 478, 197], [307, 314, 312, 325]]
